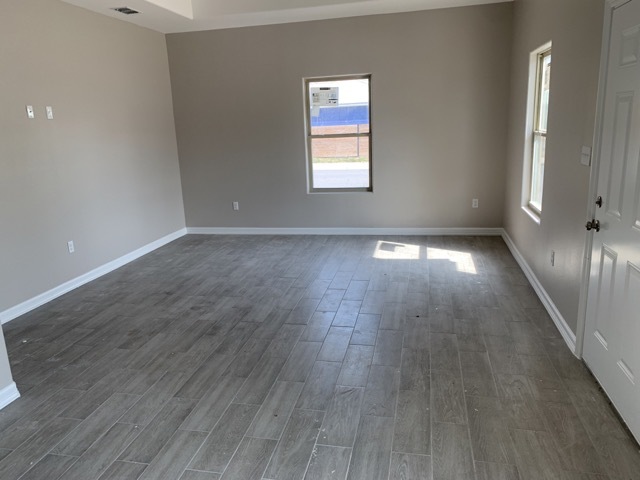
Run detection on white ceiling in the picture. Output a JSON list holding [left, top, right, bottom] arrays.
[[60, 0, 513, 34]]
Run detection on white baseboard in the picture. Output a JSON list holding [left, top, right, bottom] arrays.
[[501, 230, 577, 355], [0, 228, 188, 325], [0, 382, 20, 410], [187, 227, 504, 236]]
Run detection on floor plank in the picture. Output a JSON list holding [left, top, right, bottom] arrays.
[[19, 454, 78, 480], [279, 342, 322, 382], [389, 453, 432, 480], [296, 361, 341, 411], [179, 471, 221, 480], [317, 327, 353, 363], [474, 461, 520, 480], [179, 375, 246, 432], [119, 397, 197, 463], [138, 430, 208, 480], [264, 409, 324, 480], [303, 445, 351, 480], [219, 437, 277, 480], [372, 330, 403, 367], [62, 423, 140, 480], [235, 356, 288, 405], [97, 461, 148, 480], [431, 370, 466, 425], [245, 381, 305, 440], [189, 403, 259, 473], [337, 345, 374, 387], [393, 389, 431, 455], [432, 422, 475, 480], [466, 395, 517, 465], [318, 386, 364, 448], [346, 415, 394, 480], [361, 364, 400, 417], [53, 393, 139, 457], [509, 429, 569, 480], [0, 417, 80, 480], [399, 348, 430, 393]]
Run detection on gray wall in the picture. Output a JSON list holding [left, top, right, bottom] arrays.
[[503, 0, 604, 333], [0, 0, 186, 317], [0, 326, 13, 396], [167, 3, 513, 229]]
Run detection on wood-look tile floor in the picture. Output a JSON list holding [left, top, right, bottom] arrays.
[[1, 235, 639, 480]]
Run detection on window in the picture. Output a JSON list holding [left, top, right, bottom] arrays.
[[304, 75, 372, 192], [527, 46, 552, 214]]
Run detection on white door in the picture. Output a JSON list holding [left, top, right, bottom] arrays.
[[584, 0, 640, 442]]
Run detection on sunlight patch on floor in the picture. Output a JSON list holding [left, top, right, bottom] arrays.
[[427, 247, 477, 274], [373, 241, 421, 260]]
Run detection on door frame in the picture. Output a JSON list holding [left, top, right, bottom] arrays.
[[576, 0, 632, 358]]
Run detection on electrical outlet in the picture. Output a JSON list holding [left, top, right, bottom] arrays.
[[67, 241, 75, 254], [232, 201, 239, 211], [472, 198, 479, 209], [551, 251, 555, 266]]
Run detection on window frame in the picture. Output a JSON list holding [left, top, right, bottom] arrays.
[[523, 43, 552, 220], [303, 74, 373, 193]]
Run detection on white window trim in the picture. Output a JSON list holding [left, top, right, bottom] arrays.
[[521, 41, 552, 224], [303, 74, 373, 194]]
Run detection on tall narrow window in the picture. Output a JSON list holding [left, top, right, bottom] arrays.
[[529, 47, 551, 213], [304, 75, 372, 192]]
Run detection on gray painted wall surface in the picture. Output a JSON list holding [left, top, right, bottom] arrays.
[[0, 0, 186, 315], [167, 3, 513, 229], [503, 0, 604, 333], [0, 326, 12, 395]]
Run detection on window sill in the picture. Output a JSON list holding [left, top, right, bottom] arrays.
[[522, 205, 541, 225], [308, 188, 373, 194]]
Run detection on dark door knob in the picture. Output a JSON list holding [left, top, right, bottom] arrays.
[[586, 219, 601, 232]]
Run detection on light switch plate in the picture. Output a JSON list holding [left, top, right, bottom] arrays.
[[26, 105, 35, 119], [581, 146, 592, 166], [46, 106, 54, 120]]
